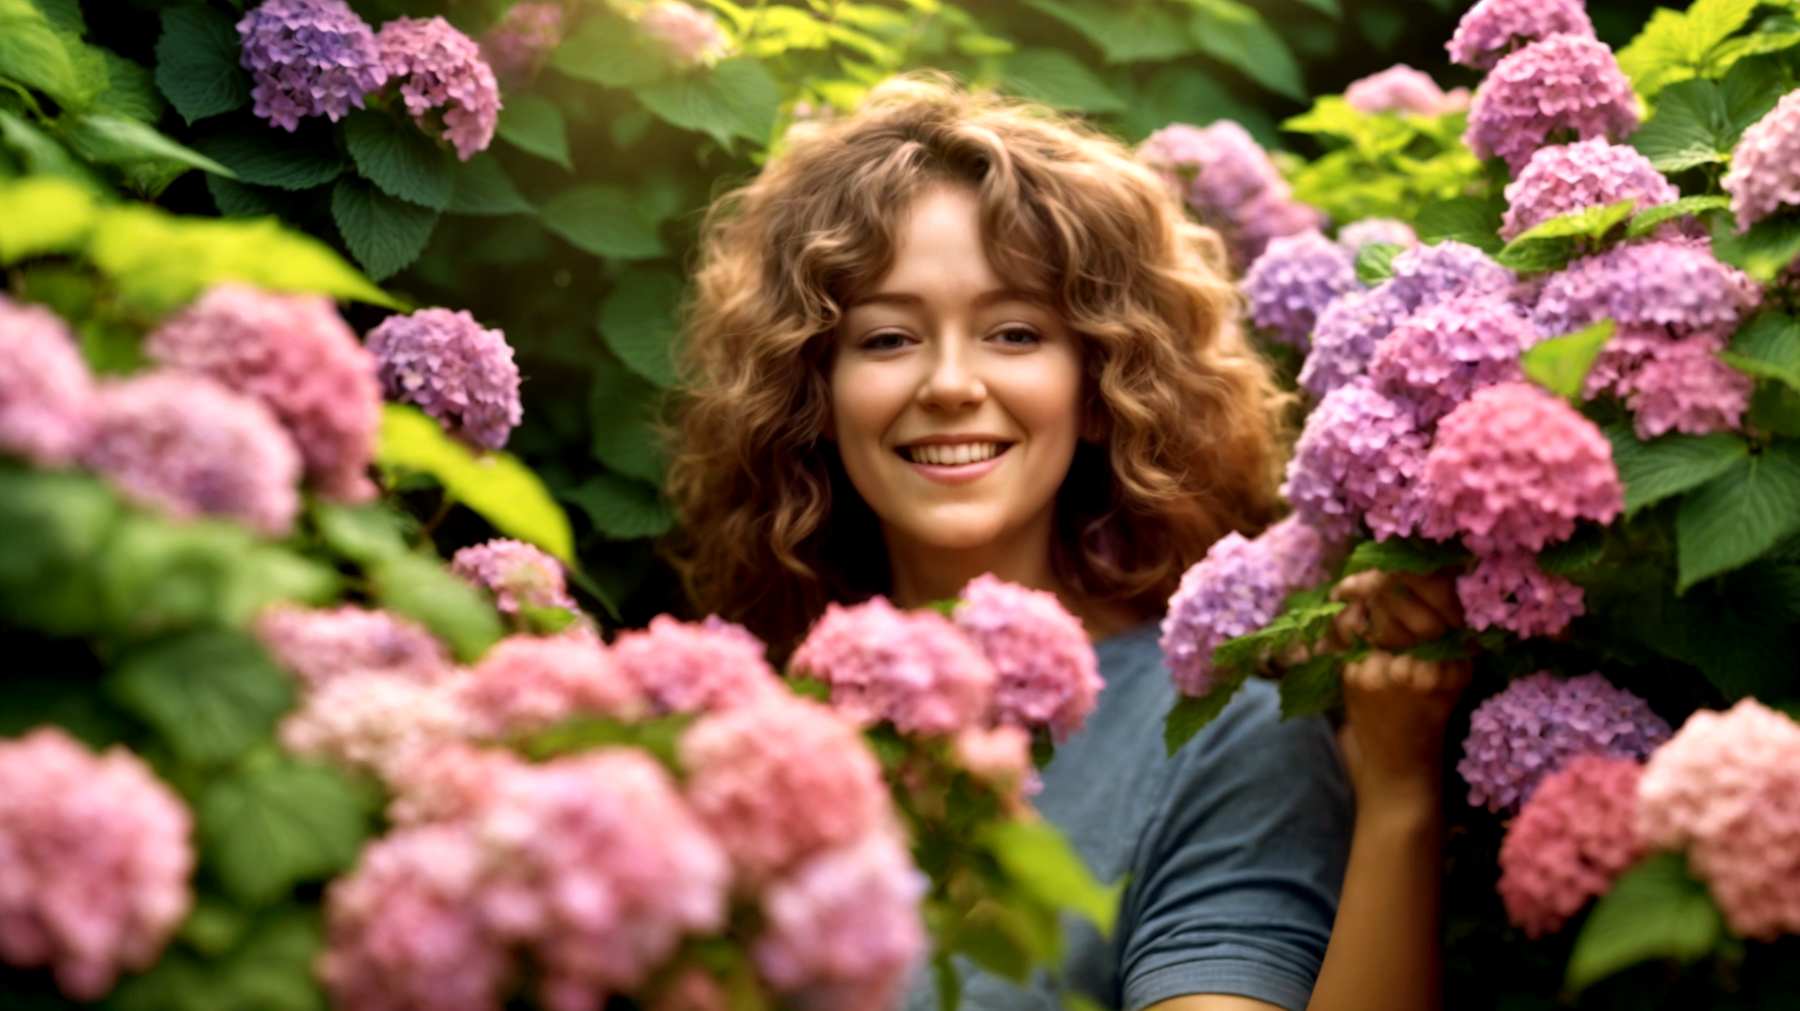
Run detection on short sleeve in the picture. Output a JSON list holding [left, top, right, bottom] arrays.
[[1117, 680, 1353, 1011]]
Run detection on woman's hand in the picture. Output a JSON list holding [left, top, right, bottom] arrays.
[[1330, 569, 1463, 651], [1337, 650, 1470, 814]]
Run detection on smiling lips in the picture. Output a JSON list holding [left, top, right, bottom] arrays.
[[898, 441, 1011, 466]]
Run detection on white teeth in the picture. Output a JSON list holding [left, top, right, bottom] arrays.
[[906, 442, 1002, 466]]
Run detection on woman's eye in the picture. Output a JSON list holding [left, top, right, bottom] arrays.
[[992, 326, 1041, 347], [860, 331, 910, 351]]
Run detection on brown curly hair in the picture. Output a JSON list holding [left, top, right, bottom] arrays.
[[666, 75, 1287, 653]]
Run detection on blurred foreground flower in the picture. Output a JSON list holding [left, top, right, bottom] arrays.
[[0, 294, 94, 468]]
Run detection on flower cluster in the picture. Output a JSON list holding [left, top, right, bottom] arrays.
[[1137, 121, 1323, 269], [1500, 139, 1680, 241], [792, 597, 996, 736], [611, 615, 781, 714], [1242, 230, 1360, 348], [236, 0, 387, 131], [1724, 90, 1800, 230], [1636, 700, 1800, 940], [1592, 330, 1753, 438], [0, 728, 193, 1001], [1159, 517, 1327, 696], [146, 284, 381, 502], [1367, 294, 1535, 424], [376, 17, 502, 161], [1335, 218, 1416, 255], [1457, 671, 1670, 813], [1454, 551, 1585, 640], [454, 632, 643, 738], [1464, 34, 1639, 174], [1496, 755, 1642, 938], [1344, 64, 1468, 117], [480, 2, 564, 80], [636, 1, 730, 67], [1284, 384, 1429, 542], [255, 604, 452, 688], [0, 294, 94, 468], [451, 538, 579, 617], [366, 308, 522, 450], [954, 574, 1103, 741], [1447, 0, 1595, 70]]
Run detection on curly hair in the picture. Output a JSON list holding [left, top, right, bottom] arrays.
[[667, 75, 1287, 653]]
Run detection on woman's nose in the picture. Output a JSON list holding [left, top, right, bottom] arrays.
[[917, 337, 986, 412]]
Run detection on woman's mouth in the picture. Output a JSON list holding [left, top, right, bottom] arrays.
[[897, 441, 1011, 467]]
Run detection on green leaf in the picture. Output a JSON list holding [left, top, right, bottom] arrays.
[[368, 550, 504, 662], [0, 109, 107, 190], [1522, 319, 1616, 399], [1018, 0, 1192, 64], [1628, 195, 1731, 238], [377, 404, 576, 563], [1509, 200, 1637, 245], [330, 175, 439, 281], [310, 501, 412, 566], [0, 0, 87, 110], [1118, 64, 1276, 147], [1493, 237, 1577, 274], [1711, 214, 1800, 284], [108, 629, 294, 766], [1567, 853, 1724, 992], [0, 468, 119, 637], [1539, 525, 1606, 576], [1342, 536, 1467, 575], [945, 901, 1055, 982], [1162, 669, 1248, 756], [1677, 444, 1800, 590], [589, 356, 667, 483], [598, 267, 684, 386], [550, 15, 668, 88], [1277, 652, 1341, 721], [343, 109, 455, 210], [1718, 51, 1786, 135], [1749, 380, 1800, 437], [495, 92, 572, 170], [94, 51, 167, 124], [201, 754, 368, 905], [61, 113, 238, 178], [979, 820, 1121, 936], [1000, 48, 1126, 113], [1722, 309, 1800, 390], [0, 174, 95, 264], [633, 58, 780, 148], [1183, 0, 1305, 101], [447, 153, 535, 216], [202, 120, 348, 190], [154, 5, 250, 124], [540, 184, 666, 259], [1631, 79, 1731, 173], [1354, 242, 1404, 285], [1605, 424, 1749, 516], [564, 471, 675, 540], [1413, 195, 1503, 254], [1686, 0, 1759, 61], [97, 514, 338, 634], [207, 175, 292, 217]]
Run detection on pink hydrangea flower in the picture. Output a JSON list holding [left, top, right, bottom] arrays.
[[1497, 755, 1643, 938], [1592, 329, 1752, 438], [1420, 382, 1622, 554], [1386, 240, 1518, 309], [1447, 0, 1595, 69], [366, 308, 522, 450], [636, 1, 729, 66], [1160, 517, 1327, 696], [480, 2, 564, 80], [1344, 64, 1468, 116], [1283, 384, 1430, 542], [146, 284, 381, 502], [1464, 34, 1639, 174], [0, 728, 193, 1001], [1368, 294, 1535, 424], [280, 671, 474, 780], [1336, 218, 1417, 255], [610, 614, 781, 715], [376, 17, 501, 161], [1137, 121, 1324, 269], [450, 538, 578, 616], [791, 597, 996, 736], [953, 574, 1102, 741], [254, 604, 452, 689], [680, 693, 890, 884], [1530, 239, 1760, 339], [84, 371, 302, 537], [1500, 139, 1680, 241], [385, 742, 516, 827], [951, 725, 1038, 795], [652, 969, 730, 1011], [236, 0, 387, 131], [455, 632, 641, 739], [1455, 551, 1586, 639], [1636, 699, 1800, 940], [1724, 90, 1800, 230], [0, 294, 94, 467], [1241, 230, 1360, 348], [1458, 671, 1669, 812], [754, 831, 928, 1011]]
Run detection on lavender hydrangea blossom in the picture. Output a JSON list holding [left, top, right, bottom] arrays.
[[1368, 294, 1536, 424], [1592, 330, 1753, 438], [1531, 239, 1761, 338], [1456, 551, 1586, 639], [450, 538, 579, 617], [1464, 34, 1639, 174], [1386, 240, 1517, 310], [1500, 139, 1680, 241], [376, 17, 501, 161], [479, 2, 564, 81], [1458, 671, 1670, 812], [1241, 230, 1360, 348], [1284, 384, 1430, 542], [1724, 90, 1800, 230], [366, 308, 522, 450], [1137, 121, 1323, 269], [0, 294, 94, 467], [1344, 65, 1468, 117], [236, 0, 387, 132], [1447, 0, 1595, 70], [636, 1, 730, 67]]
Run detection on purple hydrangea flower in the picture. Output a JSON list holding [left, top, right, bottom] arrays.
[[84, 372, 302, 536], [1447, 0, 1595, 70], [1368, 294, 1536, 424], [480, 2, 564, 81], [1465, 34, 1639, 174], [376, 17, 501, 161], [1724, 90, 1800, 230], [1530, 239, 1761, 338], [366, 308, 522, 450], [1387, 240, 1517, 309], [1336, 219, 1417, 256], [236, 0, 387, 132], [1242, 230, 1361, 348], [1298, 288, 1410, 398], [1283, 385, 1430, 542], [1344, 64, 1469, 117], [0, 294, 94, 468], [1456, 550, 1586, 639], [1137, 121, 1324, 270], [1458, 670, 1670, 812], [637, 1, 730, 67], [450, 538, 578, 617], [1160, 517, 1327, 697], [954, 574, 1103, 742], [1501, 139, 1680, 241], [1587, 329, 1752, 439]]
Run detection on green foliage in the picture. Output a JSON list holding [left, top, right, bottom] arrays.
[[1713, 214, 1800, 283], [1164, 595, 1345, 753], [1162, 670, 1247, 755], [108, 629, 295, 767], [1496, 202, 1635, 273], [540, 184, 668, 259], [1606, 425, 1750, 516], [153, 6, 249, 125], [1616, 0, 1785, 98], [1723, 310, 1800, 390], [1353, 240, 1402, 284], [1277, 652, 1341, 720], [1627, 194, 1731, 238], [343, 109, 456, 211], [1522, 319, 1616, 400], [1675, 444, 1800, 591], [494, 92, 573, 170], [1413, 194, 1505, 253], [330, 175, 440, 282], [1342, 536, 1467, 575], [979, 820, 1122, 936], [1567, 854, 1726, 991], [200, 751, 370, 905], [0, 173, 95, 263], [1284, 98, 1483, 226]]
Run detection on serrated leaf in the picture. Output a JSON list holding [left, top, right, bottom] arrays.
[[1711, 213, 1800, 283], [0, 174, 95, 264], [633, 58, 779, 147], [1539, 525, 1606, 575], [540, 184, 666, 259], [154, 5, 250, 124], [1354, 241, 1404, 284], [369, 550, 503, 662], [1509, 200, 1637, 245], [1493, 236, 1576, 274], [1723, 309, 1800, 389], [1184, 0, 1305, 101], [1628, 195, 1731, 238], [1000, 48, 1126, 113], [1605, 424, 1748, 516], [1342, 537, 1467, 575], [1523, 319, 1615, 399], [108, 629, 294, 766], [1718, 51, 1786, 135], [447, 153, 535, 216], [201, 756, 368, 905], [980, 820, 1121, 936], [1413, 195, 1503, 253], [598, 267, 684, 386], [495, 92, 572, 170], [0, 0, 87, 110], [344, 108, 454, 210], [1631, 78, 1731, 172], [1677, 444, 1800, 590], [206, 175, 295, 218], [564, 471, 675, 540], [94, 51, 167, 123], [1567, 853, 1724, 992], [330, 175, 439, 281], [1019, 0, 1193, 64], [62, 113, 237, 180], [1277, 652, 1341, 721], [550, 15, 669, 88], [589, 356, 667, 483], [202, 119, 348, 190], [1163, 669, 1247, 756]]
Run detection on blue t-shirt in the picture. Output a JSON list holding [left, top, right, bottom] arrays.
[[910, 621, 1353, 1011]]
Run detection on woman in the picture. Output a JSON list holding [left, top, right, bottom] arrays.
[[669, 77, 1466, 1011]]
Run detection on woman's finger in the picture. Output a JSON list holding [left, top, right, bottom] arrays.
[[1395, 571, 1464, 627], [1383, 593, 1450, 642]]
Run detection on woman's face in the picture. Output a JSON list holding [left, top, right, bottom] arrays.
[[829, 185, 1085, 558]]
